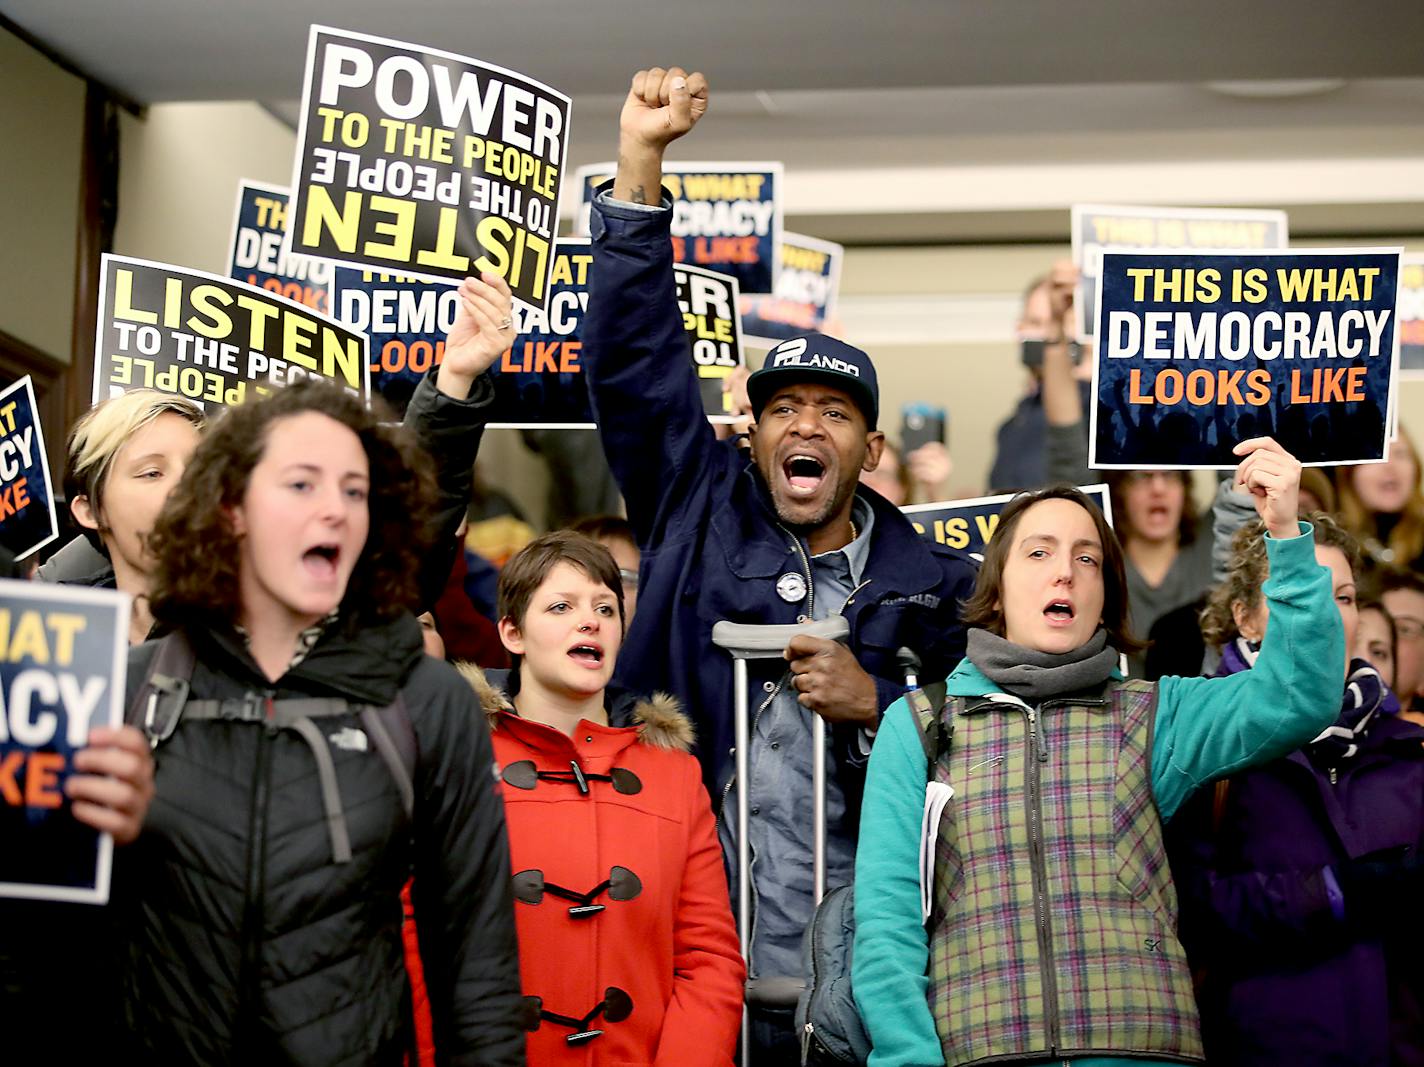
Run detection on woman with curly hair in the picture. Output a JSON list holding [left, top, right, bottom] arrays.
[[1168, 513, 1424, 1065], [117, 380, 523, 1065]]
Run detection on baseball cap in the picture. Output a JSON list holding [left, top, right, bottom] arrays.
[[746, 334, 879, 429]]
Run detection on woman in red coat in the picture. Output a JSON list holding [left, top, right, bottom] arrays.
[[467, 530, 745, 1065]]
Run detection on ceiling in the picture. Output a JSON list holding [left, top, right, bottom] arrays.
[[5, 0, 1423, 242]]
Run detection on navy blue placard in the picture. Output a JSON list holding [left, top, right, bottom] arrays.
[[740, 232, 842, 344], [902, 485, 1113, 564], [0, 581, 128, 904], [227, 180, 333, 318], [0, 377, 58, 562], [574, 162, 782, 295], [1091, 250, 1400, 469]]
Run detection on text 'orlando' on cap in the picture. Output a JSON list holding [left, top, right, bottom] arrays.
[[746, 334, 879, 430]]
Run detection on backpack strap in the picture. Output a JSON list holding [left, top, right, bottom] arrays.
[[905, 680, 952, 770], [361, 697, 416, 819], [126, 631, 197, 748]]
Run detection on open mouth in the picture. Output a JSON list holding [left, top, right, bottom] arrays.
[[303, 543, 340, 580], [1043, 600, 1075, 624], [783, 454, 827, 497], [568, 644, 604, 667]]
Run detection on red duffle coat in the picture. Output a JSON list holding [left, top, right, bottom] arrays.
[[472, 668, 745, 1066]]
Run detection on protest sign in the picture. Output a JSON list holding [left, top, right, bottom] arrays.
[[0, 581, 127, 904], [333, 268, 455, 415], [1072, 205, 1288, 341], [0, 378, 58, 562], [287, 26, 570, 312], [470, 241, 744, 427], [740, 232, 843, 344], [1400, 254, 1424, 380], [574, 161, 782, 295], [1090, 249, 1400, 470], [227, 179, 333, 316], [902, 484, 1112, 563], [674, 262, 746, 422], [95, 255, 370, 410]]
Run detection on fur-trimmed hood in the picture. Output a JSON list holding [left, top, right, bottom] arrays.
[[457, 662, 694, 753]]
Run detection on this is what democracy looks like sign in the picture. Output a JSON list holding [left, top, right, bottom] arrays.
[[287, 27, 571, 312], [1091, 250, 1400, 469], [1072, 205, 1288, 341], [0, 378, 58, 562], [575, 162, 782, 296], [740, 232, 843, 344], [903, 485, 1113, 563], [0, 581, 127, 905], [228, 180, 333, 316]]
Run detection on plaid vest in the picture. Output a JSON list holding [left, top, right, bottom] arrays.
[[912, 679, 1204, 1066]]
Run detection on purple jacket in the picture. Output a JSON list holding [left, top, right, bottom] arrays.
[[1167, 649, 1424, 1066]]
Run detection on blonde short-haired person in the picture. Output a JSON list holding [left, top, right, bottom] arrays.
[[49, 389, 205, 643]]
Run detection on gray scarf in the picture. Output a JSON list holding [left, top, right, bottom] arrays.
[[967, 627, 1120, 704]]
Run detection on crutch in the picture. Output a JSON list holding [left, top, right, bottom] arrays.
[[711, 615, 851, 1066]]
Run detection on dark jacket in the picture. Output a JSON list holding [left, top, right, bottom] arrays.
[[582, 193, 977, 799], [1167, 655, 1424, 1066], [118, 614, 523, 1066]]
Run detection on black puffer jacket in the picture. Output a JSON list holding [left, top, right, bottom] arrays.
[[119, 613, 523, 1066]]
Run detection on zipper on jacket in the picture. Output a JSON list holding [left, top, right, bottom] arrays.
[[1329, 766, 1338, 786], [1023, 703, 1062, 1053], [237, 692, 277, 1045], [779, 523, 816, 618]]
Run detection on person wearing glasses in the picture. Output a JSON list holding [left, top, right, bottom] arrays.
[[568, 514, 643, 623], [1378, 568, 1424, 725]]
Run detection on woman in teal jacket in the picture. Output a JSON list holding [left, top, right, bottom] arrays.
[[852, 437, 1343, 1067]]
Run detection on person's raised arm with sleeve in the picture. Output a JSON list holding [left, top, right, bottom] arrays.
[[583, 67, 720, 546], [402, 273, 515, 608]]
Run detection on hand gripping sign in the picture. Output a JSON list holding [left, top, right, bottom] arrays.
[[0, 377, 59, 562], [1090, 249, 1401, 469], [0, 581, 128, 904], [286, 26, 571, 313], [95, 255, 370, 410]]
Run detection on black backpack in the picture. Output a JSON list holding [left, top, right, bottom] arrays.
[[795, 682, 951, 1065], [127, 630, 419, 861]]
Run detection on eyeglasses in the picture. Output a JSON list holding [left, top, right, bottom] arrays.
[[618, 568, 639, 591]]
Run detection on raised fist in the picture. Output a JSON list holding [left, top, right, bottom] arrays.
[[620, 66, 709, 153]]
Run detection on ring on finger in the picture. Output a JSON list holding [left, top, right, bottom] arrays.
[[499, 317, 513, 330]]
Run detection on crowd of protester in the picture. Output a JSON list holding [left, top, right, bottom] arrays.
[[2, 63, 1421, 1067]]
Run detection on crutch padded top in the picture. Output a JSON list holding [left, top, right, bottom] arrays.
[[711, 615, 851, 658]]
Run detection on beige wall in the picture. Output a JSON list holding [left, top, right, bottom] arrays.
[[114, 102, 298, 275], [0, 28, 84, 362]]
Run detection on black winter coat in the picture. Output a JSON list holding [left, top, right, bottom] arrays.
[[119, 614, 523, 1066]]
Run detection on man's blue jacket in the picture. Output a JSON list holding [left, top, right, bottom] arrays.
[[584, 193, 976, 802]]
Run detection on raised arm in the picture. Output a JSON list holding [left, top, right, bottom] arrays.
[[583, 67, 729, 545], [1153, 440, 1344, 821], [403, 273, 514, 609]]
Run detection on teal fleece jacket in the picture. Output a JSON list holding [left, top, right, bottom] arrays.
[[852, 523, 1344, 1067]]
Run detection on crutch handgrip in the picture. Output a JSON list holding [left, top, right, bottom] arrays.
[[711, 616, 850, 658]]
